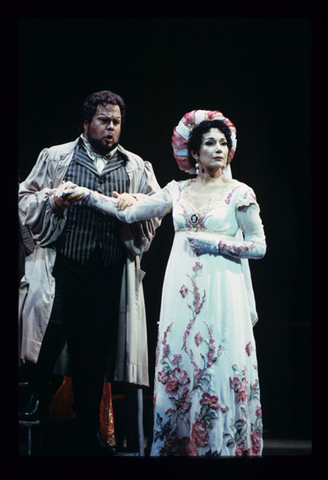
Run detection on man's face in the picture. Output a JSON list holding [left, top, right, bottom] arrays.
[[84, 103, 122, 155]]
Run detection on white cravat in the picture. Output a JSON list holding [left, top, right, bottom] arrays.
[[81, 135, 118, 174]]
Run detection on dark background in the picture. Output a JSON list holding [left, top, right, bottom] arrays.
[[18, 18, 311, 443]]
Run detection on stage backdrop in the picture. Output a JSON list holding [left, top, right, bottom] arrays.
[[18, 18, 311, 440]]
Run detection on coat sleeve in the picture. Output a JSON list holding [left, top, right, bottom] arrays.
[[18, 149, 67, 246]]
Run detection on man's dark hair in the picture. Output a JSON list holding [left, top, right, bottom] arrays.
[[187, 119, 233, 164], [78, 90, 126, 133]]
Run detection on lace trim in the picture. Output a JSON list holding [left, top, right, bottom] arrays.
[[183, 179, 240, 215]]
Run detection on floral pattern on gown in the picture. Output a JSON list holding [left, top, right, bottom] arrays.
[[148, 179, 265, 456], [85, 177, 266, 456]]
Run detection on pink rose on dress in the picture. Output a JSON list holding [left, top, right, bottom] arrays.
[[180, 285, 188, 298], [250, 432, 262, 455], [230, 376, 248, 403], [229, 377, 241, 391], [192, 262, 203, 272], [251, 380, 259, 391], [200, 392, 221, 411], [171, 353, 182, 365], [164, 368, 191, 395], [236, 379, 248, 403], [192, 419, 209, 448], [245, 341, 253, 356], [165, 378, 179, 394], [235, 443, 252, 456], [158, 370, 169, 384], [160, 432, 192, 456], [173, 367, 190, 386], [235, 443, 244, 456], [194, 332, 203, 346], [256, 404, 262, 417]]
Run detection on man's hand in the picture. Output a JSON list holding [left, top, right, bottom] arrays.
[[112, 191, 137, 211], [54, 181, 85, 210]]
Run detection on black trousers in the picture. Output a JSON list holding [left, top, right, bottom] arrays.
[[30, 246, 124, 429]]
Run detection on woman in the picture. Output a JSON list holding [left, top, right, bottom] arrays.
[[60, 110, 266, 456]]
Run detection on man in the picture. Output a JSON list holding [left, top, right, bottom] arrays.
[[18, 90, 161, 455]]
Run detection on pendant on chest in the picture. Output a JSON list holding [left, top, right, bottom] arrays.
[[190, 213, 199, 227]]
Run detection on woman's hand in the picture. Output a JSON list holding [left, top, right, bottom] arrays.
[[112, 191, 137, 211], [186, 232, 219, 256], [54, 181, 86, 209]]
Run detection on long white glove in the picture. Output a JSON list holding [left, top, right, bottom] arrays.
[[186, 204, 266, 260], [55, 186, 169, 223], [55, 185, 118, 215]]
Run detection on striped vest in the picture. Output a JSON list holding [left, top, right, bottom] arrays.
[[56, 141, 130, 266]]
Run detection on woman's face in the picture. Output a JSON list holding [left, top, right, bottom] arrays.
[[193, 128, 229, 173]]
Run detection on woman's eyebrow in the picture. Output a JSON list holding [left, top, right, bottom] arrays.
[[204, 136, 225, 141]]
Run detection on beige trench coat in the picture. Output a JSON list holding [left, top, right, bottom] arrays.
[[18, 139, 161, 387]]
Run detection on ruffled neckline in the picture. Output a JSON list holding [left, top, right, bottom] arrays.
[[183, 178, 239, 214]]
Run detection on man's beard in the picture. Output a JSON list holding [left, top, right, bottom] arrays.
[[87, 128, 119, 156]]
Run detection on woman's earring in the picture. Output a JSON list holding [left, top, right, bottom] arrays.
[[195, 162, 199, 175]]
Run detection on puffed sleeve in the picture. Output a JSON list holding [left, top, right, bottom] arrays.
[[18, 149, 67, 246]]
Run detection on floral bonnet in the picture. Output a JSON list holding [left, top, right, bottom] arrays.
[[171, 110, 237, 173]]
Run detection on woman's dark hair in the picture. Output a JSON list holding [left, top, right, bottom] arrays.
[[78, 90, 126, 133], [187, 119, 233, 164]]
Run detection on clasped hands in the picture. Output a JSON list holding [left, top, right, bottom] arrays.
[[54, 183, 218, 254], [54, 181, 84, 209], [186, 232, 219, 256], [54, 181, 137, 210]]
